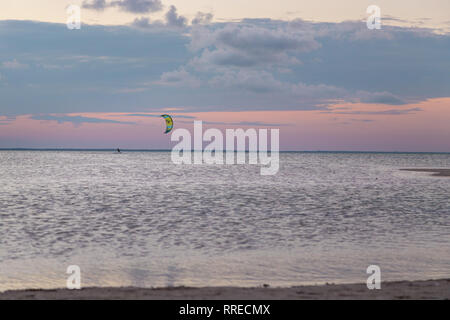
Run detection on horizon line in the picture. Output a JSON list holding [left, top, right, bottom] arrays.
[[1, 148, 449, 154]]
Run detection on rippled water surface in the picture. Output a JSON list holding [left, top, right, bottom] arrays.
[[0, 151, 449, 291]]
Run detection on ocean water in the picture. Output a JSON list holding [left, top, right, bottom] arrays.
[[0, 151, 449, 291]]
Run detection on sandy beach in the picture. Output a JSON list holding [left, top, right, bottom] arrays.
[[1, 279, 449, 300], [400, 168, 450, 177]]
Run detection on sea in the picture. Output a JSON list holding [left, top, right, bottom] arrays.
[[0, 150, 449, 291]]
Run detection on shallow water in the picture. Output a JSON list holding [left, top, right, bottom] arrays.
[[0, 151, 449, 291]]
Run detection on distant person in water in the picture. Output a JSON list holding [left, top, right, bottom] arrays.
[[117, 148, 121, 153]]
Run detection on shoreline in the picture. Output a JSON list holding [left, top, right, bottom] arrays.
[[400, 168, 450, 177], [1, 279, 449, 300]]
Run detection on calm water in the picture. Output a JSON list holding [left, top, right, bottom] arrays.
[[0, 151, 449, 291]]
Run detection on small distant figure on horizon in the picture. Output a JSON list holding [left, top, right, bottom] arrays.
[[117, 148, 121, 153]]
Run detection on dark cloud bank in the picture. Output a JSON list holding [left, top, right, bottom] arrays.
[[0, 18, 449, 117]]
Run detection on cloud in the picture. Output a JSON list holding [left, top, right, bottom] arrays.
[[131, 5, 188, 29], [205, 67, 345, 100], [350, 119, 374, 122], [192, 12, 213, 25], [358, 91, 407, 105], [189, 23, 320, 68], [191, 47, 301, 69], [209, 70, 283, 93], [83, 0, 163, 13], [0, 19, 448, 116], [215, 25, 318, 53], [154, 67, 200, 87], [165, 5, 187, 28], [178, 120, 289, 127], [113, 0, 163, 14], [82, 0, 107, 10], [324, 108, 422, 116], [131, 17, 154, 28], [0, 115, 15, 125], [2, 59, 28, 69], [204, 68, 405, 109], [31, 114, 135, 125]]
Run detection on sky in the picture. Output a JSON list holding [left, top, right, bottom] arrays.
[[0, 0, 449, 151]]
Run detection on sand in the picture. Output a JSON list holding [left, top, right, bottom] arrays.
[[1, 279, 449, 300], [400, 168, 450, 177]]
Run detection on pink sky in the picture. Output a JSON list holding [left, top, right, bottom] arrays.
[[1, 98, 449, 152]]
